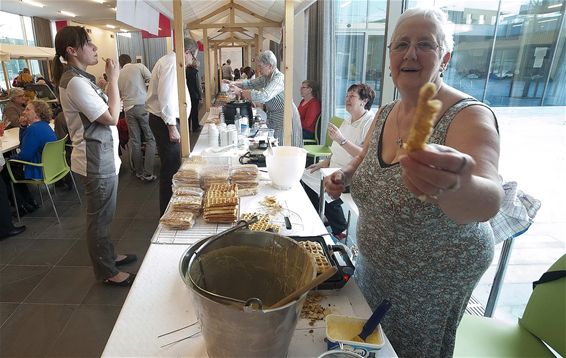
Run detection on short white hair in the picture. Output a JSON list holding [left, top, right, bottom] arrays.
[[257, 50, 277, 68], [394, 7, 454, 55]]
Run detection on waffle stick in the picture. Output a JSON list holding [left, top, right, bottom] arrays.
[[403, 82, 442, 152]]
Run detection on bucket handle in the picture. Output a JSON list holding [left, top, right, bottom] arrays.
[[193, 217, 260, 258]]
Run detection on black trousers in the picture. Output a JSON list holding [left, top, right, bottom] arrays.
[[149, 114, 181, 216], [189, 98, 200, 131], [0, 174, 15, 236], [301, 181, 348, 235]]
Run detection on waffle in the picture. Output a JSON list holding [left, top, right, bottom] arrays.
[[230, 164, 258, 179], [173, 187, 204, 198], [204, 196, 239, 207], [169, 196, 202, 211], [160, 210, 195, 230], [299, 241, 332, 274], [203, 183, 239, 223], [240, 212, 280, 233]]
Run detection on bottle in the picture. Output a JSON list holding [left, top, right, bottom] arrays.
[[234, 108, 241, 134], [208, 124, 219, 148], [219, 108, 225, 124], [240, 115, 249, 136], [252, 116, 261, 131]]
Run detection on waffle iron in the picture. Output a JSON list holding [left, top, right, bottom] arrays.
[[290, 235, 355, 290]]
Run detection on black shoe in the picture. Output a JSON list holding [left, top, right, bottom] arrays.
[[22, 202, 37, 214], [103, 272, 136, 287], [115, 254, 138, 266], [0, 225, 26, 240]]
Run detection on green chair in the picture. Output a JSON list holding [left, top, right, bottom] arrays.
[[6, 135, 81, 224], [304, 116, 344, 163], [303, 114, 321, 145], [454, 254, 566, 357]]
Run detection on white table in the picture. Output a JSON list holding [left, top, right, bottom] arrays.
[[0, 127, 20, 154], [102, 123, 397, 357]]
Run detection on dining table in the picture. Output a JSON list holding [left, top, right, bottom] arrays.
[[0, 126, 21, 154], [102, 118, 398, 357]]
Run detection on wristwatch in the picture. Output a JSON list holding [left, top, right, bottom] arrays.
[[339, 138, 348, 146]]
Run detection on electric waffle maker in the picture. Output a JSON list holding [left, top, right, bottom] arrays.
[[290, 235, 355, 290]]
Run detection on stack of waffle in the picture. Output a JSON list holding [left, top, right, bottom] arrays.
[[230, 165, 259, 197], [172, 166, 201, 189], [203, 183, 239, 223], [160, 211, 196, 230], [202, 165, 230, 190], [240, 212, 280, 233], [298, 241, 332, 275]]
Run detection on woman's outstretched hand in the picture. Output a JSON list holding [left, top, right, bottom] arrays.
[[324, 170, 347, 200]]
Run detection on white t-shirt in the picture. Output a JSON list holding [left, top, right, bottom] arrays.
[[329, 110, 375, 168]]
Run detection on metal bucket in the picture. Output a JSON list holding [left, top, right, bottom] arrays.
[[180, 228, 317, 357]]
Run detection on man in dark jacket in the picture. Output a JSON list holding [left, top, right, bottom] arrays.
[[186, 60, 202, 132]]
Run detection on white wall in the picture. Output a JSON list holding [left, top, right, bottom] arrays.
[[220, 48, 243, 70], [70, 21, 118, 82]]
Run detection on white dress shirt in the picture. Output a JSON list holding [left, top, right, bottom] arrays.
[[145, 52, 191, 125]]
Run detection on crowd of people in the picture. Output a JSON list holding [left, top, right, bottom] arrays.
[[0, 7, 508, 356]]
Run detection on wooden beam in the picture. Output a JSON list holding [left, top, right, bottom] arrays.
[[191, 22, 280, 29], [1, 61, 10, 91], [188, 3, 232, 27], [283, 0, 294, 146], [258, 27, 264, 51], [232, 3, 277, 24], [217, 27, 247, 33], [173, 0, 190, 157], [203, 28, 211, 113]]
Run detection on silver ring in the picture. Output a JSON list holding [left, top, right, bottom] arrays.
[[456, 156, 467, 173]]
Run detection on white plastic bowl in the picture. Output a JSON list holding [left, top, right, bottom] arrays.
[[265, 146, 307, 190]]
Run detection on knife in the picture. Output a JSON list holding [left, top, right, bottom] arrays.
[[352, 299, 392, 342]]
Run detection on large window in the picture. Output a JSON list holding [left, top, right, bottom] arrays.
[[334, 0, 388, 115], [407, 1, 566, 106]]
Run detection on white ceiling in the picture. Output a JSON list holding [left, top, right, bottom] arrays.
[[1, 0, 313, 40]]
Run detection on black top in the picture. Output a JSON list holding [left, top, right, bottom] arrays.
[[185, 66, 202, 101]]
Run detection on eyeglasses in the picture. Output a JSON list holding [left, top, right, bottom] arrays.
[[388, 40, 440, 54]]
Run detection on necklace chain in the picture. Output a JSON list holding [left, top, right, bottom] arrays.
[[395, 105, 404, 148]]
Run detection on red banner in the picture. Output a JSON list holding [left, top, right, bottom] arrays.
[[141, 13, 171, 39]]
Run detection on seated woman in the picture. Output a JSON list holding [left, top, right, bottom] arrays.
[[298, 80, 321, 141], [301, 83, 375, 238], [7, 100, 57, 214]]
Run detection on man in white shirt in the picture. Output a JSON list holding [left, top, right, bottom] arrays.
[[146, 37, 198, 215], [118, 54, 156, 182]]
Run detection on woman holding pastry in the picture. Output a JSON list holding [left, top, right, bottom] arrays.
[[325, 7, 503, 357]]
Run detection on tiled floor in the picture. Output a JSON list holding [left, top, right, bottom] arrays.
[[0, 107, 564, 356]]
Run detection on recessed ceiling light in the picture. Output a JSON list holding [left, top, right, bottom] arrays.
[[120, 29, 129, 32], [93, 0, 105, 3], [112, 7, 117, 11], [106, 24, 116, 29], [59, 10, 77, 17], [21, 0, 45, 7]]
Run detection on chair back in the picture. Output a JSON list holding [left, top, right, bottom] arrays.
[[324, 116, 344, 147], [313, 114, 322, 144], [519, 254, 566, 356], [41, 135, 70, 184]]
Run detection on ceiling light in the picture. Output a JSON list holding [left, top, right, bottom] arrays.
[[106, 24, 116, 29], [21, 0, 45, 7], [112, 7, 116, 11], [548, 4, 562, 9], [93, 0, 105, 3], [59, 10, 77, 17], [120, 29, 129, 32]]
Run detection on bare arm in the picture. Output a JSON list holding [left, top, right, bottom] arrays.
[[400, 105, 503, 223], [324, 112, 380, 198], [95, 59, 120, 126]]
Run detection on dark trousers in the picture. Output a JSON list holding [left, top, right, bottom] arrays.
[[301, 181, 348, 235], [82, 174, 119, 280], [149, 114, 181, 216], [189, 99, 200, 131], [0, 174, 15, 236], [0, 163, 33, 206]]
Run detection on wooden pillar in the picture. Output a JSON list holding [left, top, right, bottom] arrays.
[[1, 62, 10, 90], [203, 28, 211, 112], [247, 44, 252, 66], [282, 0, 294, 146], [173, 0, 190, 157], [258, 28, 264, 52]]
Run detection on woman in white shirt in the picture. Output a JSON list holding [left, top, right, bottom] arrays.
[[303, 83, 376, 238]]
